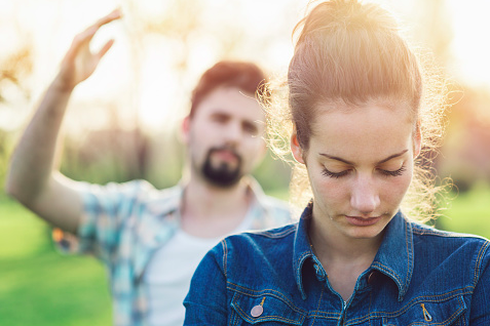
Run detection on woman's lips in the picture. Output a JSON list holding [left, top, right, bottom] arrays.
[[345, 215, 382, 226]]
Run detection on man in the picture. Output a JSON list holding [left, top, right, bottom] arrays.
[[5, 10, 290, 326]]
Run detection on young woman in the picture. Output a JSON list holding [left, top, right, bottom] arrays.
[[183, 0, 490, 324]]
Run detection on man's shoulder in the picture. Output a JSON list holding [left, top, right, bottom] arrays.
[[81, 179, 179, 199], [261, 194, 290, 214], [80, 179, 184, 219], [246, 178, 289, 211], [251, 194, 293, 229]]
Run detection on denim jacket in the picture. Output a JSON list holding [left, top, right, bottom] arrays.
[[184, 205, 490, 325]]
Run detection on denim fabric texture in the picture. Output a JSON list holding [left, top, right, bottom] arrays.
[[55, 178, 291, 326], [184, 204, 490, 325]]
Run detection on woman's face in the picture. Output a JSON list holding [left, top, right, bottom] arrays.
[[291, 100, 420, 242]]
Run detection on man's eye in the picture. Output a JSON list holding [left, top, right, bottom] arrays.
[[243, 122, 258, 135], [213, 116, 227, 123]]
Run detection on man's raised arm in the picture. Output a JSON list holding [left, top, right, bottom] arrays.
[[5, 10, 121, 234]]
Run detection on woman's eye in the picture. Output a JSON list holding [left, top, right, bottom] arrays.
[[379, 165, 406, 177], [322, 168, 350, 179], [322, 165, 407, 179]]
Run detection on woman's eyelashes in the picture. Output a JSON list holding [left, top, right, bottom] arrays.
[[321, 168, 351, 179], [378, 165, 406, 177], [321, 165, 406, 179]]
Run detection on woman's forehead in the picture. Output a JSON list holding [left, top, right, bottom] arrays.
[[309, 101, 415, 159], [311, 99, 415, 131], [313, 97, 414, 114]]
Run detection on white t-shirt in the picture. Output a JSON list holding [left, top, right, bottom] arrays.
[[143, 213, 253, 326]]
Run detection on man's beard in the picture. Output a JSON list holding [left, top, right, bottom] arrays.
[[201, 147, 243, 187]]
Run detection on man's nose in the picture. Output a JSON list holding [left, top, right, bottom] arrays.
[[222, 121, 242, 144], [350, 175, 380, 215]]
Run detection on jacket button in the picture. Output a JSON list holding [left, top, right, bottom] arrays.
[[251, 305, 264, 317]]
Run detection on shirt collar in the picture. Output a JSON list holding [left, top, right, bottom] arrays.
[[293, 204, 414, 301], [243, 177, 277, 229], [145, 176, 270, 221], [145, 183, 184, 217]]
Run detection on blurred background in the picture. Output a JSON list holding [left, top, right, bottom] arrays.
[[1, 0, 489, 324]]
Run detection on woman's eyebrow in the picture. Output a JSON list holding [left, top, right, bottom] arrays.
[[319, 149, 409, 165], [377, 150, 409, 164]]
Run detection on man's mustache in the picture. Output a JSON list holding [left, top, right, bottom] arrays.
[[207, 146, 241, 162]]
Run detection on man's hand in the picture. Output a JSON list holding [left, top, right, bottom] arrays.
[[5, 9, 122, 233], [54, 9, 122, 92]]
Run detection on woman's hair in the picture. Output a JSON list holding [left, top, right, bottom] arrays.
[[265, 0, 450, 221]]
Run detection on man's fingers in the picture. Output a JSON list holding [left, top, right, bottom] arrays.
[[76, 9, 121, 52], [64, 26, 97, 60], [97, 39, 115, 59], [60, 8, 121, 67], [65, 9, 121, 61], [93, 9, 122, 30]]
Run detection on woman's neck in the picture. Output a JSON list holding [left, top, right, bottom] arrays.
[[308, 216, 384, 301], [309, 216, 383, 266]]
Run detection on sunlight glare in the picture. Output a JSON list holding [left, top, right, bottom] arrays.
[[8, 0, 490, 133], [138, 37, 184, 131], [448, 0, 490, 86]]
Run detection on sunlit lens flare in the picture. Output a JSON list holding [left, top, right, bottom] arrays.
[[2, 0, 490, 133], [447, 0, 490, 87]]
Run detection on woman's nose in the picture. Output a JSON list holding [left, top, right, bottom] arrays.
[[350, 175, 380, 215]]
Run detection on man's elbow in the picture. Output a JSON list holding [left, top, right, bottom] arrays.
[[4, 174, 18, 199], [4, 173, 34, 207]]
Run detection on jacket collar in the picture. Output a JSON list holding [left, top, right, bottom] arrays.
[[292, 202, 315, 300], [293, 204, 414, 301], [370, 210, 414, 301]]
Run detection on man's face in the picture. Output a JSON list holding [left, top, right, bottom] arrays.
[[184, 87, 266, 188]]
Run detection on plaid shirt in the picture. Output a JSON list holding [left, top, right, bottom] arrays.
[[58, 178, 291, 325]]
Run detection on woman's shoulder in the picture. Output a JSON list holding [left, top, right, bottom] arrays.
[[409, 221, 490, 264], [410, 221, 489, 243], [211, 223, 298, 266], [226, 222, 298, 247]]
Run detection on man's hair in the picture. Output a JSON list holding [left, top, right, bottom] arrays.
[[189, 61, 268, 117]]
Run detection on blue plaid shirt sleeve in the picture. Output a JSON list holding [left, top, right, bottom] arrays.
[[58, 180, 154, 265]]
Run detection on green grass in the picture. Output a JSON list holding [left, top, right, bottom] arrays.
[[437, 182, 490, 239], [0, 184, 488, 325], [0, 196, 112, 326]]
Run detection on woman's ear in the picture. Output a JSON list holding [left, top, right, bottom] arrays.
[[413, 121, 422, 158], [291, 130, 305, 164]]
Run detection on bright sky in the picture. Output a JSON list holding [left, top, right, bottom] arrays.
[[1, 0, 489, 132], [446, 0, 490, 88]]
